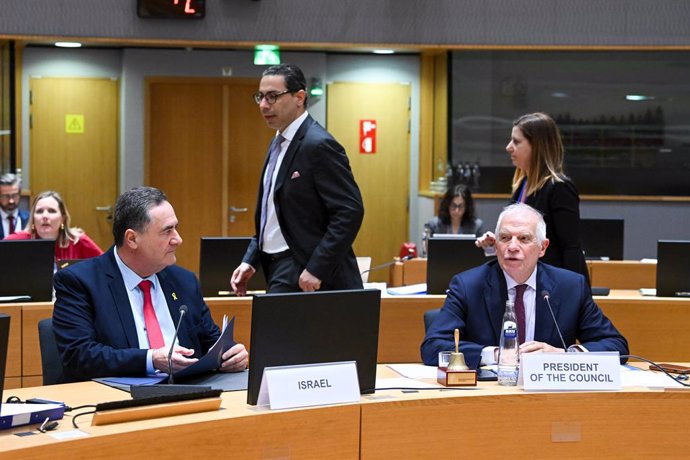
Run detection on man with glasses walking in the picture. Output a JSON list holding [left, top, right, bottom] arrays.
[[231, 64, 364, 294]]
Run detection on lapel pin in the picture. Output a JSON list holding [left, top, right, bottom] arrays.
[[172, 292, 178, 300]]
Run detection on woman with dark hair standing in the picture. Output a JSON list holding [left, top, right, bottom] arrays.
[[425, 184, 484, 237], [477, 112, 588, 279]]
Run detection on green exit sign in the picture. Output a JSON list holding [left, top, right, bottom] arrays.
[[254, 45, 280, 65]]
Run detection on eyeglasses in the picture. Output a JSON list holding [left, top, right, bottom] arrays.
[[449, 203, 465, 210], [252, 90, 292, 105], [0, 193, 19, 201]]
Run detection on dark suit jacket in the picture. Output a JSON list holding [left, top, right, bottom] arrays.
[[0, 209, 29, 239], [512, 177, 589, 280], [243, 115, 364, 289], [420, 261, 628, 369], [53, 247, 220, 382]]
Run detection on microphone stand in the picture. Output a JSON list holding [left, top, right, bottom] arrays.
[[360, 255, 414, 278], [130, 305, 212, 399]]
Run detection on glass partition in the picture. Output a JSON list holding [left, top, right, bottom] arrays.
[[450, 50, 690, 196]]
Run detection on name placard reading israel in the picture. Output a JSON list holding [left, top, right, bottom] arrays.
[[521, 352, 621, 391], [258, 361, 360, 410]]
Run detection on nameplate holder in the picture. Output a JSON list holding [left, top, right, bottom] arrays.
[[257, 361, 360, 410], [521, 352, 621, 391]]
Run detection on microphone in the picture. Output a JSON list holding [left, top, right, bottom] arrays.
[[541, 291, 570, 352], [360, 254, 414, 276], [167, 304, 188, 384]]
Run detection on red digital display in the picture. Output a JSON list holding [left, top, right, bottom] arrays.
[[137, 0, 205, 19]]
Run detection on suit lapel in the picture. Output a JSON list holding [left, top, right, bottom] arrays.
[[157, 269, 188, 345], [534, 263, 558, 343], [274, 115, 312, 195], [103, 250, 140, 348], [484, 262, 508, 343]]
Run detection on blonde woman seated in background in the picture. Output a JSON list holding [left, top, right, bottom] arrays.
[[5, 190, 103, 262]]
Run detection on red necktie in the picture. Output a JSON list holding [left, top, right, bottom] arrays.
[[515, 284, 527, 345], [138, 280, 165, 349], [7, 215, 15, 234]]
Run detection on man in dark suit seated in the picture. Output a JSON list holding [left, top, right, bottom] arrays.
[[421, 203, 628, 369], [231, 63, 364, 295], [0, 173, 29, 239], [53, 186, 248, 382]]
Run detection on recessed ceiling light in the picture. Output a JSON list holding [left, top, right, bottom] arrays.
[[372, 49, 395, 55], [626, 94, 654, 101], [55, 42, 82, 48]]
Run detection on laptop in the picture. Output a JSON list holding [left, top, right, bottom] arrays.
[[56, 259, 84, 270], [0, 313, 65, 430], [199, 237, 266, 296], [656, 240, 690, 297], [426, 237, 492, 295], [580, 218, 625, 260], [247, 289, 381, 405], [0, 239, 55, 302]]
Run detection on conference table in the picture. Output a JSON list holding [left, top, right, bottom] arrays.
[[5, 288, 690, 388], [2, 365, 690, 459]]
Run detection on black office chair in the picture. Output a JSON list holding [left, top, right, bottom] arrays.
[[37, 318, 65, 385], [423, 308, 441, 333]]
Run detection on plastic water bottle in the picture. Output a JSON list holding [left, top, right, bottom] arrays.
[[497, 299, 519, 386]]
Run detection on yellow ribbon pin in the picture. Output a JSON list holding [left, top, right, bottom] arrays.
[[172, 292, 177, 300]]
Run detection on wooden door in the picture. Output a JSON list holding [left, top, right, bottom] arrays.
[[147, 78, 271, 273], [29, 77, 119, 251], [327, 82, 411, 281]]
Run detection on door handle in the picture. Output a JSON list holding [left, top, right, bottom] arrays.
[[95, 205, 114, 223], [229, 206, 248, 213]]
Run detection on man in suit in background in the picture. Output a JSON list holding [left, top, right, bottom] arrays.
[[421, 203, 627, 369], [53, 187, 248, 382], [0, 173, 29, 239], [231, 63, 364, 294]]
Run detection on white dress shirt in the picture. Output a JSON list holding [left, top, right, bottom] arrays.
[[261, 110, 309, 254], [114, 247, 177, 374]]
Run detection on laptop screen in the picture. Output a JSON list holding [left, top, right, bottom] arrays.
[[0, 314, 10, 407], [0, 239, 55, 301], [580, 218, 625, 260], [247, 289, 381, 405], [199, 237, 266, 296], [426, 237, 492, 295], [656, 240, 690, 297]]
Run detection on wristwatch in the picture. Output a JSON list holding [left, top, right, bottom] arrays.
[[567, 344, 586, 353]]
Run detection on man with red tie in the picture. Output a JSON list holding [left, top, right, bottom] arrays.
[[421, 203, 627, 369], [0, 173, 29, 239], [53, 187, 248, 382]]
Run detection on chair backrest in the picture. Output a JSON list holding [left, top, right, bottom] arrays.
[[37, 318, 65, 385], [423, 308, 441, 333]]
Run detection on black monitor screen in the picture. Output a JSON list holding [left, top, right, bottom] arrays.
[[426, 237, 491, 295], [199, 237, 265, 297], [247, 289, 381, 405], [0, 239, 55, 301], [656, 240, 690, 297], [580, 218, 625, 260], [0, 314, 9, 406]]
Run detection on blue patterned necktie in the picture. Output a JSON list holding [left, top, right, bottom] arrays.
[[259, 134, 284, 247]]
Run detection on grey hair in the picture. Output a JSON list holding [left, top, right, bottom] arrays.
[[494, 203, 547, 244]]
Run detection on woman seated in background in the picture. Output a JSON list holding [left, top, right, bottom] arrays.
[[5, 190, 103, 261], [425, 184, 484, 238]]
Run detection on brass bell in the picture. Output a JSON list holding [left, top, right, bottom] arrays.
[[447, 352, 469, 371], [448, 327, 469, 370]]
